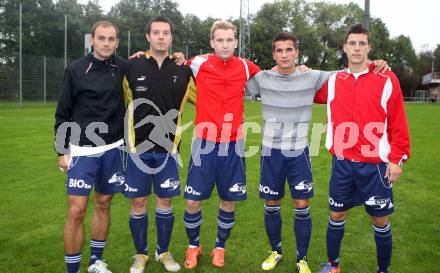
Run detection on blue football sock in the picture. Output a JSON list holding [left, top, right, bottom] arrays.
[[156, 207, 174, 255], [326, 217, 345, 266], [89, 239, 106, 265], [129, 209, 148, 255], [373, 223, 392, 273], [65, 253, 81, 273], [184, 209, 202, 247], [264, 204, 282, 254], [294, 205, 311, 260], [215, 208, 235, 248]]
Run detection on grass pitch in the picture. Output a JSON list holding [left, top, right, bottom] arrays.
[[0, 102, 438, 272]]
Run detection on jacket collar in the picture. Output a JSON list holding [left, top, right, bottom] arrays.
[[87, 53, 116, 66], [144, 50, 174, 67], [211, 54, 236, 65]]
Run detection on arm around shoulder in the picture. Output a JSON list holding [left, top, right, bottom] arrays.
[[386, 72, 410, 165]]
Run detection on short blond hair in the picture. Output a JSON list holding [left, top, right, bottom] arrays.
[[210, 20, 237, 39]]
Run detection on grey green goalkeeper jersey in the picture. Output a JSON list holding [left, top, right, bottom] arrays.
[[246, 69, 332, 150]]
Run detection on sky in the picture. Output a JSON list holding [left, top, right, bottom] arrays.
[[78, 0, 439, 53]]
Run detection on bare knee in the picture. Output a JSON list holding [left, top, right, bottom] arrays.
[[156, 196, 172, 209], [94, 193, 112, 212], [371, 216, 389, 227], [330, 210, 347, 222], [220, 200, 235, 212], [186, 200, 202, 213], [131, 197, 147, 214], [293, 199, 310, 208], [67, 197, 88, 223], [265, 199, 281, 206]]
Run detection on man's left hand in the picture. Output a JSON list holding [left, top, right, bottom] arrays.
[[172, 52, 186, 65], [385, 162, 402, 183]]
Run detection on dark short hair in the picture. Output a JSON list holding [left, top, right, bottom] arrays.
[[91, 20, 119, 38], [344, 24, 370, 43], [272, 32, 298, 52], [146, 16, 174, 35]]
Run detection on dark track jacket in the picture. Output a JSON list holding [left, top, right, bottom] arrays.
[[123, 51, 197, 154], [54, 53, 126, 155]]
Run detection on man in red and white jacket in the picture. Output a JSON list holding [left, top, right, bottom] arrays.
[[314, 24, 410, 273], [182, 20, 260, 269]]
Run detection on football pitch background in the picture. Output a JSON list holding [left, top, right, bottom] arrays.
[[0, 102, 439, 273]]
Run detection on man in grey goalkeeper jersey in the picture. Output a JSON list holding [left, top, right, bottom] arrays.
[[246, 31, 328, 273], [246, 32, 390, 273]]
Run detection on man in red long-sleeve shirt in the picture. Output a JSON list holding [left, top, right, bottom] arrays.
[[315, 24, 410, 273], [182, 20, 260, 269]]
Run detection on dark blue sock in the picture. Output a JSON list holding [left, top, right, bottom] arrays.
[[129, 209, 148, 255], [373, 223, 392, 273], [264, 204, 282, 254], [89, 239, 106, 265], [294, 205, 311, 260], [326, 217, 345, 266], [156, 207, 174, 255], [215, 208, 235, 248], [65, 253, 81, 273], [184, 209, 202, 247]]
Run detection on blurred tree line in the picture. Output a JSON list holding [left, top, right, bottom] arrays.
[[1, 0, 439, 96]]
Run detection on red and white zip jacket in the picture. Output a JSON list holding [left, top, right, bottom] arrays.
[[314, 64, 410, 165], [188, 54, 260, 142]]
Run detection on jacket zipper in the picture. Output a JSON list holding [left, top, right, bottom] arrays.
[[352, 76, 356, 160]]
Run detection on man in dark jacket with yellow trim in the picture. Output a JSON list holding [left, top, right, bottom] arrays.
[[123, 16, 196, 273]]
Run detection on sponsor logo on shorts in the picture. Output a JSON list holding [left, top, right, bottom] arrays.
[[365, 196, 391, 209], [259, 185, 279, 195], [69, 179, 92, 189], [124, 184, 138, 193], [184, 185, 201, 196], [329, 197, 344, 208], [160, 178, 180, 191], [229, 183, 246, 194], [294, 180, 313, 193], [388, 201, 394, 209], [108, 172, 125, 186]]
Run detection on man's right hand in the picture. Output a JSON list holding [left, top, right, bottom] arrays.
[[58, 155, 69, 173]]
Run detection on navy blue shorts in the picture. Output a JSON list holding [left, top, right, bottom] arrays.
[[259, 146, 314, 200], [125, 152, 180, 198], [66, 147, 125, 196], [329, 156, 394, 216], [184, 139, 247, 201]]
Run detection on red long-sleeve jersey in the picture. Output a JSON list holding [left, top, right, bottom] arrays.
[[188, 54, 260, 142], [314, 64, 410, 165]]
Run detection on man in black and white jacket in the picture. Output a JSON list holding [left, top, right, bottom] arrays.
[[54, 20, 126, 273]]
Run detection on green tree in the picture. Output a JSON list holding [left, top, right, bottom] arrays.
[[250, 1, 289, 68], [416, 50, 434, 76], [433, 44, 440, 72], [0, 0, 65, 60], [311, 1, 363, 69], [389, 35, 417, 96], [54, 0, 90, 59], [412, 50, 434, 95], [368, 18, 392, 61], [183, 15, 218, 58], [109, 0, 186, 58], [83, 0, 105, 29]]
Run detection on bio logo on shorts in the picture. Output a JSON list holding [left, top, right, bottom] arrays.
[[69, 178, 91, 189]]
